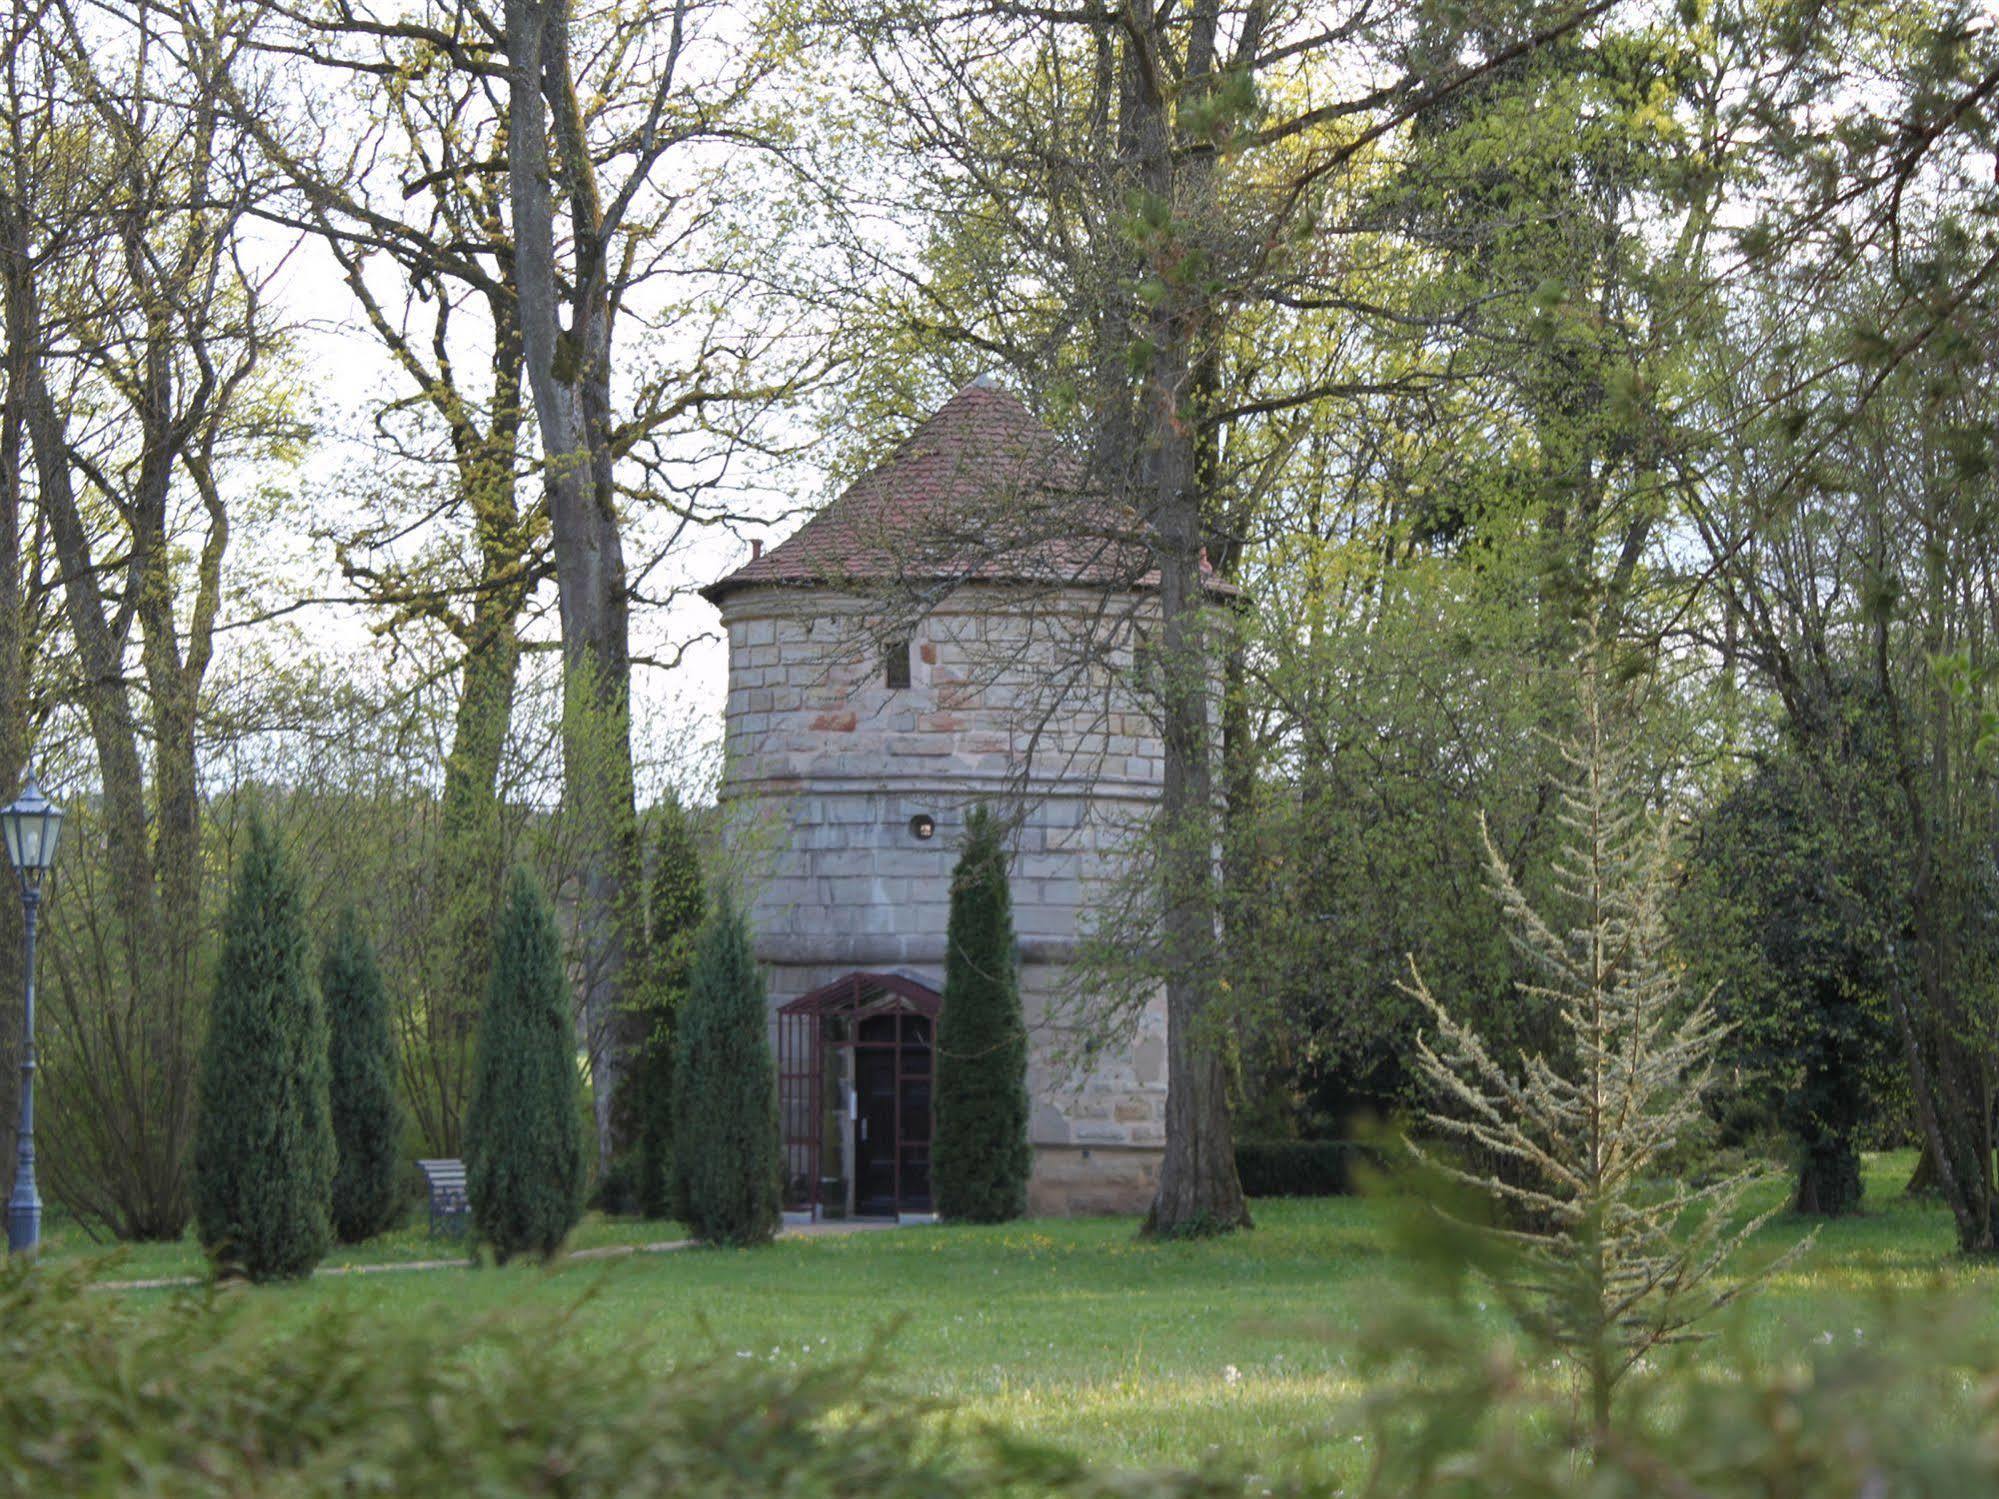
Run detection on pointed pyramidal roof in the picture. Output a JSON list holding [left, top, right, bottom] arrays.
[[702, 377, 1155, 604]]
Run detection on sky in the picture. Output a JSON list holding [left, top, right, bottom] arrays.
[[241, 220, 808, 809]]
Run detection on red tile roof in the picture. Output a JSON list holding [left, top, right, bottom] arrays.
[[702, 378, 1160, 604]]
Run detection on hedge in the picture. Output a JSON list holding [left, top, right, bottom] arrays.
[[1232, 1141, 1364, 1198]]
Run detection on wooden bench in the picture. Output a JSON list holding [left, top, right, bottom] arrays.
[[417, 1158, 469, 1238]]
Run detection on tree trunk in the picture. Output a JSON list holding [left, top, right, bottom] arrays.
[[416, 322, 530, 1157], [426, 586, 522, 1156], [1130, 0, 1248, 1237], [504, 0, 639, 1166], [1905, 1137, 1941, 1197]]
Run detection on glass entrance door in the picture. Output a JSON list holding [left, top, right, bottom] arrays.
[[851, 1011, 934, 1216]]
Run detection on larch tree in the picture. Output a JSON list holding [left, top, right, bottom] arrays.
[[1403, 655, 1797, 1441]]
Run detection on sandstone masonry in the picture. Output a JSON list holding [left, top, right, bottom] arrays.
[[716, 583, 1169, 1215]]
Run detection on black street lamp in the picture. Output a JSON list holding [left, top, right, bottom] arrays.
[[1, 772, 62, 1254]]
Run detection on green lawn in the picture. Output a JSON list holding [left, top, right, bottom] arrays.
[[40, 1210, 686, 1283], [61, 1153, 1999, 1473]]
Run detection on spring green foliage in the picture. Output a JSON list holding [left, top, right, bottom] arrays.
[[464, 867, 587, 1262], [672, 892, 781, 1245], [192, 816, 335, 1281], [1403, 662, 1799, 1439], [639, 796, 706, 1219], [321, 908, 405, 1242], [934, 805, 1031, 1222]]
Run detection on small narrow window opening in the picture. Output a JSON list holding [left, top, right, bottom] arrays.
[[884, 638, 912, 690]]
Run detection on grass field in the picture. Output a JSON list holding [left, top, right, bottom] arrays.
[[39, 1209, 685, 1283], [52, 1152, 1999, 1473]]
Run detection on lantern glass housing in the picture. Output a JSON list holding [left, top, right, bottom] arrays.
[[1, 773, 63, 891]]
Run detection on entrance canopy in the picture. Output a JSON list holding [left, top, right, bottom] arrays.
[[778, 970, 942, 1023], [778, 972, 939, 1219]]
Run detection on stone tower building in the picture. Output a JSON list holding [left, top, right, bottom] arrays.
[[703, 378, 1177, 1218]]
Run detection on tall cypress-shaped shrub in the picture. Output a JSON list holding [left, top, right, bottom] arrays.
[[933, 805, 1031, 1222], [322, 907, 405, 1242], [639, 797, 705, 1219], [672, 892, 781, 1245], [464, 867, 586, 1262], [193, 816, 335, 1281]]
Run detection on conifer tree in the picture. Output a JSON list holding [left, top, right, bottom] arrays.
[[1403, 657, 1802, 1441], [465, 867, 587, 1262], [193, 816, 335, 1281], [672, 892, 781, 1245], [639, 797, 705, 1219], [322, 907, 406, 1243], [934, 805, 1031, 1222]]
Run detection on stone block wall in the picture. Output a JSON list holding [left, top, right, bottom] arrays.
[[717, 583, 1171, 1211]]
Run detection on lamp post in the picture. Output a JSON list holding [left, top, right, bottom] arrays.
[[1, 772, 62, 1254]]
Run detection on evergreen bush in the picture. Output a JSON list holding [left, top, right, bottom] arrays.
[[933, 805, 1031, 1222], [464, 867, 587, 1262], [0, 1258, 1238, 1499], [1682, 682, 1902, 1217], [672, 891, 781, 1245], [322, 907, 405, 1242], [640, 795, 705, 1219], [192, 816, 335, 1281], [1233, 1141, 1362, 1199]]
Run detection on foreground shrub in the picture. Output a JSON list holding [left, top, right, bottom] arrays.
[[0, 1259, 1250, 1498], [5, 1250, 1999, 1499], [464, 868, 587, 1262], [192, 816, 334, 1281], [673, 891, 782, 1245], [934, 805, 1031, 1223], [1354, 1277, 1999, 1499], [322, 908, 405, 1243]]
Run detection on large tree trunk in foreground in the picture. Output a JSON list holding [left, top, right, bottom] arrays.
[[504, 0, 639, 1165], [1127, 0, 1247, 1237], [1145, 528, 1249, 1236]]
